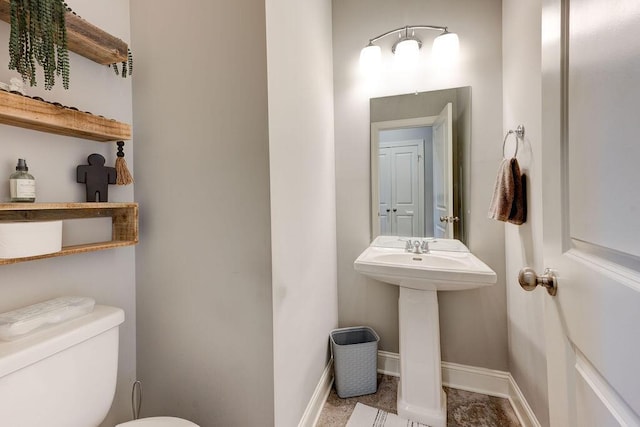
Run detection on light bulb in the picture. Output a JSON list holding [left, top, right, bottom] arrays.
[[394, 39, 420, 69], [432, 32, 459, 62], [360, 44, 381, 72]]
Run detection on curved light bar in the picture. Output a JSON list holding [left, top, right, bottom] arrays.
[[359, 25, 459, 70]]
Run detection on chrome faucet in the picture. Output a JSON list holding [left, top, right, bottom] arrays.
[[405, 239, 429, 254], [405, 240, 413, 252]]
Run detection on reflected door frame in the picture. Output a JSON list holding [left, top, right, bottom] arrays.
[[371, 116, 437, 239]]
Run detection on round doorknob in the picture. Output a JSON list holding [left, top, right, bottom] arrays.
[[518, 267, 557, 296]]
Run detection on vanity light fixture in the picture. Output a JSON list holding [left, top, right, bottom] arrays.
[[360, 25, 459, 70]]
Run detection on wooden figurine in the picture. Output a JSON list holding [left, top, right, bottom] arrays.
[[77, 154, 116, 202]]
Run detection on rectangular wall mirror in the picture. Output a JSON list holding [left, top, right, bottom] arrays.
[[370, 86, 471, 243]]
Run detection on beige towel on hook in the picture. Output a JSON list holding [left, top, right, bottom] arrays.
[[488, 157, 526, 225]]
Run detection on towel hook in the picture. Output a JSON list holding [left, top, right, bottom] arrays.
[[503, 125, 525, 159]]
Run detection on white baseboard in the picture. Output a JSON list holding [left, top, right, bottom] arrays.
[[441, 361, 511, 398], [377, 350, 400, 377], [298, 358, 334, 427], [376, 351, 540, 427], [507, 372, 542, 427]]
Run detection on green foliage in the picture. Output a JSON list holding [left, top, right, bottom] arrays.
[[109, 48, 133, 79], [8, 0, 69, 90]]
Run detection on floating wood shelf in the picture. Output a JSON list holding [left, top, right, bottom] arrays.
[[0, 0, 128, 64], [0, 202, 138, 265], [0, 90, 131, 141]]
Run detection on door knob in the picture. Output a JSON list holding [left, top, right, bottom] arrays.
[[386, 209, 391, 212], [518, 267, 557, 296], [393, 208, 397, 212], [439, 216, 460, 223]]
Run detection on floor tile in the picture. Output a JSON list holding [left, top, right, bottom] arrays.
[[316, 374, 521, 427]]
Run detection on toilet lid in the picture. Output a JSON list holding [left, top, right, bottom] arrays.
[[116, 416, 199, 427]]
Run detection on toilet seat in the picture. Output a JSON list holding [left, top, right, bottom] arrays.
[[116, 416, 199, 426]]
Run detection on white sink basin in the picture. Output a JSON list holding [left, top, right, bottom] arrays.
[[354, 240, 497, 291], [353, 237, 498, 426]]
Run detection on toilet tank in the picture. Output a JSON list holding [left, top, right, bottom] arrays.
[[0, 305, 125, 427]]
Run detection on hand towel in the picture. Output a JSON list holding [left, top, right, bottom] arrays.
[[511, 169, 527, 225], [488, 157, 527, 225]]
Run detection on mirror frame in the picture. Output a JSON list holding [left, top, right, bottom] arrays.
[[369, 87, 471, 243]]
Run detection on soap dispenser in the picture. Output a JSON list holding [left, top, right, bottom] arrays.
[[9, 158, 36, 202]]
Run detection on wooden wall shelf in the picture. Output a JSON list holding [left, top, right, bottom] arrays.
[[0, 90, 131, 141], [0, 0, 128, 64], [0, 202, 138, 265]]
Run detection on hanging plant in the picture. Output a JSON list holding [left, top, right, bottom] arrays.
[[109, 48, 133, 79], [8, 0, 70, 90]]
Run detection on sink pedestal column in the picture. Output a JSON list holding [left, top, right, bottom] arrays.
[[397, 287, 447, 427]]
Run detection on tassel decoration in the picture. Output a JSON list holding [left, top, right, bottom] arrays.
[[115, 141, 134, 185]]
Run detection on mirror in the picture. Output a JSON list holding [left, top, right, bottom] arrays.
[[370, 86, 471, 243]]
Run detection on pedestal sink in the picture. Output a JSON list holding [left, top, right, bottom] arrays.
[[354, 236, 496, 427]]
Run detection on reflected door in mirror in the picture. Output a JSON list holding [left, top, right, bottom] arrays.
[[378, 140, 425, 236], [433, 103, 453, 238], [372, 103, 453, 239]]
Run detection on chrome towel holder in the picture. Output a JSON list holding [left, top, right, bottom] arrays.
[[503, 125, 525, 158]]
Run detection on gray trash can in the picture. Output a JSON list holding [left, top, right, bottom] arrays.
[[330, 326, 379, 398]]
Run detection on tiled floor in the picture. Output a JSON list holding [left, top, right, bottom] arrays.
[[317, 374, 521, 427]]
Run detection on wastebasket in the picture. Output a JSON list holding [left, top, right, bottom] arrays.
[[330, 326, 379, 398]]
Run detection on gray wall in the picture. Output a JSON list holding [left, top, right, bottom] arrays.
[[0, 1, 135, 426], [333, 0, 508, 370], [131, 1, 274, 425], [503, 0, 550, 424], [265, 0, 338, 425]]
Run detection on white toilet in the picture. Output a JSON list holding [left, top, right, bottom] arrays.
[[0, 303, 198, 427]]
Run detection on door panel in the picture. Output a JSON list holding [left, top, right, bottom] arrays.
[[567, 0, 640, 258], [378, 148, 392, 235], [552, 248, 640, 420], [393, 149, 416, 205], [378, 140, 424, 236], [575, 350, 639, 427], [542, 0, 640, 425], [396, 215, 416, 237], [433, 103, 453, 238], [393, 147, 420, 236]]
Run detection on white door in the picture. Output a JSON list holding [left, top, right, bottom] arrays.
[[379, 140, 425, 237], [432, 103, 453, 238], [378, 147, 392, 235], [541, 0, 640, 425]]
